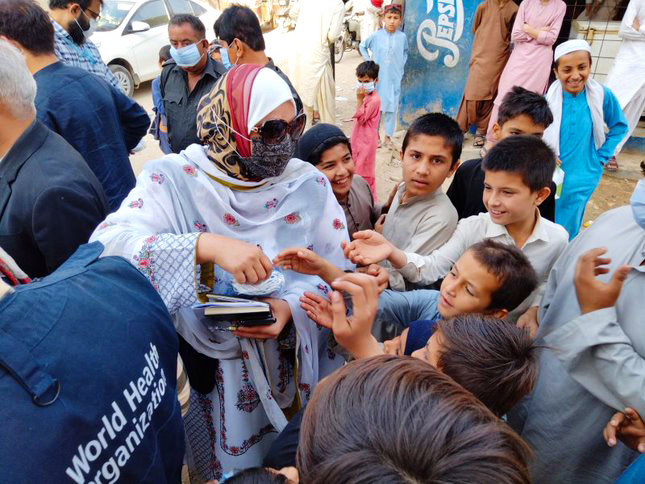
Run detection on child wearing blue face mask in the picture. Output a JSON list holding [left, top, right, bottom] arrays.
[[352, 61, 382, 199]]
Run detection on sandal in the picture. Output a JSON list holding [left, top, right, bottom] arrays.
[[605, 156, 618, 172], [473, 134, 486, 147]]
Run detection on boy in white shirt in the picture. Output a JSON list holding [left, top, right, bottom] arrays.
[[344, 135, 569, 335]]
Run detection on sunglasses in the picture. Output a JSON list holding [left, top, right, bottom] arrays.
[[250, 112, 306, 145]]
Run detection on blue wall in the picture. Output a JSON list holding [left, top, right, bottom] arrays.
[[400, 0, 480, 126]]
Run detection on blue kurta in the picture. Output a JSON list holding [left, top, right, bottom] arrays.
[[555, 85, 628, 238], [360, 29, 408, 113]]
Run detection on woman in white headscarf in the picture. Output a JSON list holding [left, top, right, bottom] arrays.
[[90, 64, 352, 479]]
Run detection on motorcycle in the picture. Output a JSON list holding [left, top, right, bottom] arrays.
[[334, 9, 361, 63]]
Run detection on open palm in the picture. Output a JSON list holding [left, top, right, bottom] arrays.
[[343, 230, 393, 265], [274, 248, 324, 276]]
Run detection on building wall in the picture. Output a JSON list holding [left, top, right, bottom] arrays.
[[399, 0, 478, 126]]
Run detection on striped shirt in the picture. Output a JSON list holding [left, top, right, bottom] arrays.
[[51, 18, 121, 91]]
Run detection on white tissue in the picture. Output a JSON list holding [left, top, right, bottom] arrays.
[[232, 270, 285, 296]]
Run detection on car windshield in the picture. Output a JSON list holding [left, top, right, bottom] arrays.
[[96, 0, 136, 31]]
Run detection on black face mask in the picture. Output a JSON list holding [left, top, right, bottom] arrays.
[[238, 135, 297, 180], [68, 11, 89, 45]]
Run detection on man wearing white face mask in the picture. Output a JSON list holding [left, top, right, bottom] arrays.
[[160, 14, 227, 154], [48, 0, 121, 91], [507, 180, 645, 483]]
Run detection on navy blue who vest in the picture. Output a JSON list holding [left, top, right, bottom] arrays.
[[0, 243, 184, 483]]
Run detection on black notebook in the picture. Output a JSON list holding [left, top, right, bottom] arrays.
[[195, 295, 276, 327]]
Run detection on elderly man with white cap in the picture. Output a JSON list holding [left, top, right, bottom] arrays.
[[541, 38, 628, 239]]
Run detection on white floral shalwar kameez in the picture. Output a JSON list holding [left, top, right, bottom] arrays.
[[90, 143, 352, 480]]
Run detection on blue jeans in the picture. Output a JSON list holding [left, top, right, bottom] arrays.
[[374, 289, 441, 341]]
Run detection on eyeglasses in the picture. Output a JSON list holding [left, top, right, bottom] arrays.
[[250, 112, 306, 145], [85, 7, 101, 20]]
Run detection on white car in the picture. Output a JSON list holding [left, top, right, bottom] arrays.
[[91, 0, 219, 96]]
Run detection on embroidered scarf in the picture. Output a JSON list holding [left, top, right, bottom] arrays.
[[196, 64, 263, 180]]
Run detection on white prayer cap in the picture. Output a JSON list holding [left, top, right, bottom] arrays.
[[554, 39, 592, 62]]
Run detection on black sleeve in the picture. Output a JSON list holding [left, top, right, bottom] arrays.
[[32, 183, 108, 274], [263, 408, 305, 469], [111, 85, 150, 151], [446, 165, 467, 219], [539, 181, 557, 222]]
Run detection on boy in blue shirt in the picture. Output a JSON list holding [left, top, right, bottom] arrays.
[[359, 4, 407, 149], [274, 239, 538, 415], [542, 39, 628, 238]]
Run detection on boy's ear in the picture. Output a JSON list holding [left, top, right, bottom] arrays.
[[488, 308, 509, 319], [449, 159, 461, 176], [534, 186, 551, 206], [400, 149, 404, 161], [492, 122, 502, 140]]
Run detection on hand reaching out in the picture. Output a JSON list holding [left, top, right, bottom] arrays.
[[357, 264, 389, 293], [517, 306, 539, 337], [342, 230, 394, 265], [374, 214, 386, 234], [273, 247, 343, 284], [274, 247, 326, 276], [574, 248, 631, 314], [328, 272, 382, 359], [300, 291, 333, 328], [604, 408, 645, 453]]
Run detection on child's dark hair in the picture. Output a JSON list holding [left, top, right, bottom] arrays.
[[309, 137, 352, 165], [468, 239, 538, 312], [498, 86, 553, 128], [158, 44, 171, 63], [482, 135, 555, 192], [223, 467, 288, 483], [295, 123, 352, 165], [436, 315, 539, 417], [356, 60, 379, 80], [298, 355, 531, 483], [401, 113, 463, 167], [554, 50, 592, 69]]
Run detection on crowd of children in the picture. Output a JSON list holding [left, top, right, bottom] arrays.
[[2, 1, 645, 483]]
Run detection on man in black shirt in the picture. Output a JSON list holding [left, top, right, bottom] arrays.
[[448, 86, 557, 222], [161, 14, 227, 153], [214, 5, 303, 113]]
